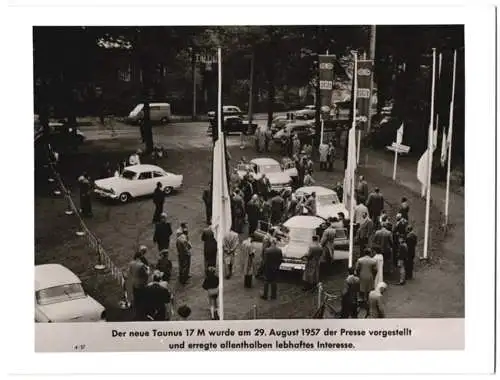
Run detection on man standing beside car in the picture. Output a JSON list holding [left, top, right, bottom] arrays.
[[261, 238, 283, 300], [152, 182, 166, 224]]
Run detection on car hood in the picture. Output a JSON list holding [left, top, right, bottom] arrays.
[[284, 167, 298, 177], [38, 296, 104, 322], [316, 204, 349, 220], [283, 241, 309, 260], [265, 172, 292, 184], [94, 177, 129, 189]]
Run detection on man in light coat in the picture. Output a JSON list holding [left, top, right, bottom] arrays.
[[318, 143, 329, 171], [355, 248, 378, 303], [175, 226, 192, 285], [368, 282, 387, 318], [240, 237, 256, 288], [357, 212, 374, 254], [223, 228, 240, 279], [302, 235, 323, 291], [320, 221, 336, 265]]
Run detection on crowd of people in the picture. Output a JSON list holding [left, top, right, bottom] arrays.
[[65, 122, 419, 321]]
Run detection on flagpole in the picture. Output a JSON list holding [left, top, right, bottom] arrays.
[[422, 48, 436, 261], [392, 149, 398, 180], [444, 50, 457, 227], [216, 47, 225, 320], [348, 52, 358, 269], [320, 49, 329, 146]]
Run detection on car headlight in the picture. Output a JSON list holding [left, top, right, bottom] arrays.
[[110, 188, 115, 194]]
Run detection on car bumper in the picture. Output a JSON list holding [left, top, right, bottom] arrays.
[[271, 184, 292, 192], [94, 189, 119, 199], [280, 262, 305, 271]]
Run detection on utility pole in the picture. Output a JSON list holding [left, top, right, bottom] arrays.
[[248, 51, 255, 123], [192, 48, 197, 121], [367, 25, 376, 134]]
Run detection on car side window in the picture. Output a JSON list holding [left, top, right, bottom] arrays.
[[152, 171, 164, 178], [253, 164, 259, 173], [150, 106, 160, 111], [138, 172, 152, 180]]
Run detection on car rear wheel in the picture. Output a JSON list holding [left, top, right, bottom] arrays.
[[160, 117, 169, 124], [119, 192, 131, 203], [164, 186, 173, 195]]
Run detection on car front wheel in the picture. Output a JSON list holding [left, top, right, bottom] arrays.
[[164, 186, 173, 195], [119, 192, 131, 203]]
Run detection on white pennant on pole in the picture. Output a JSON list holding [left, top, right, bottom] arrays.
[[444, 50, 457, 227], [440, 128, 448, 167], [392, 123, 404, 180], [421, 48, 437, 261]]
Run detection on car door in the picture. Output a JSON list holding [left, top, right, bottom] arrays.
[[150, 105, 160, 122], [152, 170, 170, 187], [136, 171, 154, 196]]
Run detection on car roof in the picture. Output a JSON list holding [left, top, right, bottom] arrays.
[[35, 264, 81, 291], [123, 164, 164, 172], [284, 215, 325, 229], [223, 105, 240, 110], [250, 158, 280, 166], [296, 186, 337, 196]]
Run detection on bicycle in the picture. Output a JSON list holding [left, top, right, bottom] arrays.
[[313, 288, 369, 319]]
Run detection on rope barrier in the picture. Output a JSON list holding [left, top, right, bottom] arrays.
[[47, 159, 130, 310]]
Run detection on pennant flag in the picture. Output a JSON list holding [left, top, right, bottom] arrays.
[[211, 135, 232, 241], [417, 149, 430, 197], [343, 126, 357, 211], [432, 126, 438, 151], [440, 129, 448, 167], [396, 123, 404, 145]]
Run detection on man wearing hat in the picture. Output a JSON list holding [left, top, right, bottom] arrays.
[[144, 270, 172, 321], [153, 213, 172, 252], [176, 224, 192, 285], [156, 249, 172, 283]]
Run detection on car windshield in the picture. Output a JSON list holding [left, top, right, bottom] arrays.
[[237, 164, 252, 172], [317, 193, 340, 206], [121, 170, 136, 180], [260, 164, 281, 174], [288, 227, 313, 243], [130, 104, 143, 116], [36, 283, 86, 306]]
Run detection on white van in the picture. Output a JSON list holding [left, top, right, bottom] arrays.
[[127, 102, 172, 125]]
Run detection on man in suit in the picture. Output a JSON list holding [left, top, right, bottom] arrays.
[[405, 226, 418, 280], [246, 195, 260, 236], [372, 222, 394, 275], [356, 175, 369, 205], [153, 213, 172, 252], [202, 183, 212, 225], [399, 197, 410, 221], [357, 212, 374, 255], [152, 182, 166, 223], [261, 239, 283, 300], [366, 187, 384, 228], [303, 235, 323, 291], [176, 225, 192, 285], [340, 267, 360, 319], [222, 228, 240, 279], [270, 191, 286, 225], [396, 236, 409, 285], [355, 248, 378, 303]]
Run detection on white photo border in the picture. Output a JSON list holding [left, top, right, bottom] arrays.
[[3, 3, 495, 376]]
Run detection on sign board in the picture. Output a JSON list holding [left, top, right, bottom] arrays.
[[356, 60, 373, 131], [319, 55, 336, 109], [387, 143, 410, 154]]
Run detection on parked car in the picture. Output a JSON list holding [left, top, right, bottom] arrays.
[[48, 122, 86, 146], [126, 102, 172, 125], [252, 216, 349, 271], [294, 186, 350, 220], [35, 264, 106, 323], [270, 115, 289, 135], [273, 122, 315, 145], [94, 164, 183, 203], [235, 157, 292, 192], [294, 105, 316, 120]]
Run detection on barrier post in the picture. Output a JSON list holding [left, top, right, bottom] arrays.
[[118, 275, 131, 309], [317, 282, 323, 309], [94, 244, 106, 271], [252, 304, 257, 320]]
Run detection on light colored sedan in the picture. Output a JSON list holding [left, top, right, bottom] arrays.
[[35, 264, 106, 323], [235, 158, 292, 192], [295, 186, 349, 220], [94, 164, 183, 203]]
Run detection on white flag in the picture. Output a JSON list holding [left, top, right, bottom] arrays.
[[396, 123, 404, 145], [432, 127, 438, 151], [343, 126, 357, 211], [211, 135, 232, 255], [417, 149, 430, 197], [440, 129, 448, 167]]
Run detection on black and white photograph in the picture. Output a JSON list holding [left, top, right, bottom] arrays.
[[33, 24, 465, 323], [2, 2, 491, 374]]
